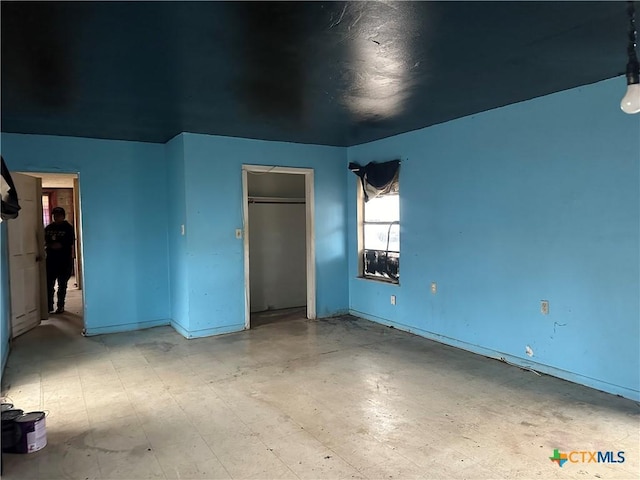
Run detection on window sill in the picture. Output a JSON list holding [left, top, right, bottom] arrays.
[[357, 275, 400, 286]]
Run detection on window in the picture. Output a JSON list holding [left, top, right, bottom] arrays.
[[361, 192, 400, 283], [350, 159, 400, 283], [42, 193, 51, 226]]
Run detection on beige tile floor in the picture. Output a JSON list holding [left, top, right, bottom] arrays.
[[1, 306, 639, 479]]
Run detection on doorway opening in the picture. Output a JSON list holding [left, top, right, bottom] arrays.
[[242, 166, 316, 329], [7, 172, 85, 340]]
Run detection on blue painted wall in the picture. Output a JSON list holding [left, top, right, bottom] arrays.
[[0, 222, 10, 376], [0, 134, 172, 335], [1, 79, 636, 401], [347, 78, 640, 400], [0, 131, 349, 342], [166, 134, 190, 334], [173, 133, 349, 338]]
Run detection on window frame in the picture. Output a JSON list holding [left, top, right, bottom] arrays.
[[357, 181, 400, 284]]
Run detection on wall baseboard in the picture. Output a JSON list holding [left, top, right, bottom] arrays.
[[317, 309, 350, 318], [171, 321, 243, 339], [84, 318, 170, 336], [349, 309, 639, 402]]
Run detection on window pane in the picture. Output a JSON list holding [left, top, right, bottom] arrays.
[[363, 250, 399, 281], [42, 194, 50, 226], [364, 223, 399, 251], [364, 194, 399, 222]]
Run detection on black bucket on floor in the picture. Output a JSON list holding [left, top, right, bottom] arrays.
[[1, 409, 24, 453], [14, 412, 47, 453]]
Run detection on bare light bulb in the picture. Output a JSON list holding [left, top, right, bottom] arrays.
[[621, 82, 640, 114]]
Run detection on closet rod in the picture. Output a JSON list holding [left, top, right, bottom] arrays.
[[248, 196, 306, 204]]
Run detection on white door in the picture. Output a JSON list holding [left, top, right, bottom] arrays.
[[6, 173, 46, 338]]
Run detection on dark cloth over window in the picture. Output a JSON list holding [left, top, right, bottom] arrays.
[[1, 156, 21, 221], [349, 159, 400, 202]]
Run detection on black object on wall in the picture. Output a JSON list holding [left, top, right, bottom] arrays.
[[349, 159, 400, 202], [1, 156, 21, 221]]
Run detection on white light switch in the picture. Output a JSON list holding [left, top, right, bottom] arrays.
[[181, 224, 185, 236], [235, 229, 243, 239]]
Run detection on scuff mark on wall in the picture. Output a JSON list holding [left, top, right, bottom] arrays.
[[553, 322, 568, 334]]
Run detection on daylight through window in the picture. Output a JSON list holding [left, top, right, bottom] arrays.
[[362, 193, 399, 282]]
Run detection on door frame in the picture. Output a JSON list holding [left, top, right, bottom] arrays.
[[17, 171, 86, 332], [241, 165, 316, 329]]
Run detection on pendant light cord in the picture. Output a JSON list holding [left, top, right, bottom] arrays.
[[627, 1, 639, 84]]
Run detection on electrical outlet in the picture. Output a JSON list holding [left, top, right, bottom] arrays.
[[390, 295, 396, 305], [431, 282, 437, 294], [541, 300, 549, 315]]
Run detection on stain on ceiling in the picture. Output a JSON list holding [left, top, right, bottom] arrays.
[[0, 1, 631, 146]]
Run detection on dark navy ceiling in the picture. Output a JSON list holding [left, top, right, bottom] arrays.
[[0, 1, 631, 147]]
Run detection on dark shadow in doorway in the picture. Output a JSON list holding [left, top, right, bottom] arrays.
[[251, 306, 306, 328]]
